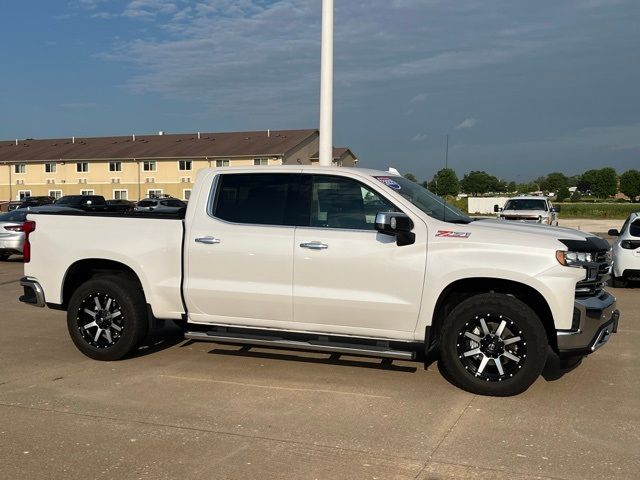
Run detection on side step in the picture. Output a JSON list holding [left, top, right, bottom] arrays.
[[184, 330, 416, 360]]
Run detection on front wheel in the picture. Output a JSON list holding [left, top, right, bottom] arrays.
[[67, 276, 149, 360], [440, 293, 548, 396]]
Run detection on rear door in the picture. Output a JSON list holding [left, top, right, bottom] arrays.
[[292, 174, 428, 338], [185, 172, 306, 329]]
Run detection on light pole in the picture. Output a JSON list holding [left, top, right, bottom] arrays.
[[319, 0, 333, 167]]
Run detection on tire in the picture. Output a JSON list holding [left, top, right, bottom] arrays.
[[0, 254, 10, 261], [67, 275, 149, 361], [612, 276, 626, 288], [439, 293, 548, 396]]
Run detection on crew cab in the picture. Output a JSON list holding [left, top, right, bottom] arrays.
[[494, 196, 559, 226], [19, 167, 619, 396]]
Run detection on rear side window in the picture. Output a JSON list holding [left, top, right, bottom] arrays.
[[212, 174, 309, 226], [138, 200, 156, 207], [630, 220, 640, 237]]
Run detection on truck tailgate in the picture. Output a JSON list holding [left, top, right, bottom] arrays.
[[24, 214, 185, 319]]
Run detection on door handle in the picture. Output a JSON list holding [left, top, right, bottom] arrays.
[[300, 241, 328, 250], [195, 236, 221, 245]]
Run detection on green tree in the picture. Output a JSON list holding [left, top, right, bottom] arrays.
[[507, 181, 517, 193], [403, 173, 418, 183], [570, 190, 582, 202], [579, 168, 617, 197], [460, 171, 505, 195], [516, 182, 538, 194], [544, 172, 569, 193], [427, 168, 460, 196], [556, 186, 570, 202], [619, 169, 640, 202]]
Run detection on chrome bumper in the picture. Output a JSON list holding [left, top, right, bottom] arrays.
[[557, 290, 619, 356], [19, 277, 46, 308]]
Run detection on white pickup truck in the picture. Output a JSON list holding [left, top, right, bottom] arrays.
[[19, 166, 619, 396], [494, 196, 560, 226]]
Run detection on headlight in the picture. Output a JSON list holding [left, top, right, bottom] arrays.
[[556, 250, 593, 267], [621, 240, 634, 249]]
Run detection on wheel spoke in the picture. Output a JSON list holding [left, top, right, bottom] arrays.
[[83, 308, 97, 318], [495, 320, 507, 338], [109, 310, 122, 320], [503, 336, 521, 346], [94, 297, 102, 310], [464, 332, 482, 343], [477, 355, 490, 374], [103, 329, 113, 344], [503, 351, 521, 363], [93, 328, 102, 343], [494, 357, 504, 376], [463, 347, 481, 357], [105, 298, 112, 311], [83, 320, 97, 330], [111, 323, 122, 332], [479, 318, 490, 336]]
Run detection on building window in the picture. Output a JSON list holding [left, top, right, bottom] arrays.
[[215, 159, 230, 167], [114, 189, 128, 200], [143, 161, 156, 172], [179, 160, 192, 171], [45, 163, 57, 173], [253, 158, 268, 166], [14, 164, 26, 174], [183, 189, 192, 201], [18, 190, 31, 200], [147, 189, 163, 198], [80, 190, 95, 196], [109, 161, 122, 172], [77, 162, 89, 173], [49, 190, 62, 200]]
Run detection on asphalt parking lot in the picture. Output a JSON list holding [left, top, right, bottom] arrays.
[[0, 259, 638, 480]]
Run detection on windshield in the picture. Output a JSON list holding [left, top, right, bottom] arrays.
[[0, 210, 28, 222], [504, 199, 547, 211], [374, 176, 472, 224]]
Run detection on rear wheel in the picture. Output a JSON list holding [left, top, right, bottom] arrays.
[[612, 276, 626, 288], [0, 254, 10, 261], [440, 293, 548, 396], [67, 276, 148, 360]]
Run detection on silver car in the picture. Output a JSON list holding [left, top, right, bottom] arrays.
[[0, 209, 29, 260]]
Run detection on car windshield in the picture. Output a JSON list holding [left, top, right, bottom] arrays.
[[373, 176, 472, 224], [0, 210, 28, 222], [503, 199, 548, 211]]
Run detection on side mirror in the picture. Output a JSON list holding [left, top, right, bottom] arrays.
[[85, 200, 93, 206], [553, 205, 561, 213], [493, 205, 503, 213], [608, 229, 620, 237], [375, 212, 415, 246]]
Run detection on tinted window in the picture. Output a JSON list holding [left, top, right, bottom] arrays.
[[503, 199, 548, 211], [311, 176, 396, 230], [630, 220, 640, 237], [213, 174, 307, 226], [138, 200, 157, 207], [165, 200, 185, 207]]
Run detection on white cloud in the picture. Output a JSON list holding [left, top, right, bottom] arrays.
[[409, 93, 427, 104], [412, 133, 427, 142], [456, 118, 478, 129]]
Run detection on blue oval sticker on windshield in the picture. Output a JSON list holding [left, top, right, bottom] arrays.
[[376, 176, 401, 190]]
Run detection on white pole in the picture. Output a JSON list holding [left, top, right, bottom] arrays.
[[319, 0, 334, 167]]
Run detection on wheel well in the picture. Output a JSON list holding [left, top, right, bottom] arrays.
[[429, 278, 556, 350], [61, 259, 143, 310]]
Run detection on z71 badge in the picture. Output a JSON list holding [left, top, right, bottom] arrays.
[[436, 230, 471, 238]]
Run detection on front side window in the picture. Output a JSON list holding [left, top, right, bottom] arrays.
[[143, 161, 157, 172], [14, 164, 26, 174], [179, 160, 192, 171], [77, 162, 89, 173], [45, 163, 57, 173], [109, 161, 122, 172]]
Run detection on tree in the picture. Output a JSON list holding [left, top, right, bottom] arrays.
[[459, 171, 504, 195], [544, 172, 569, 193], [403, 173, 418, 183], [579, 168, 617, 197], [570, 190, 582, 202], [517, 182, 537, 194], [427, 168, 460, 196], [507, 181, 517, 193], [556, 186, 570, 202], [619, 169, 640, 202]]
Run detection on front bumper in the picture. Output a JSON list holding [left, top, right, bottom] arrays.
[[19, 277, 46, 307], [557, 290, 619, 356]]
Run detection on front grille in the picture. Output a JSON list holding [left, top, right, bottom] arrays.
[[575, 250, 611, 297], [503, 215, 539, 221]]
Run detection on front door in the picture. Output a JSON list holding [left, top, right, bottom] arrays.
[[293, 174, 428, 339], [185, 172, 305, 328]]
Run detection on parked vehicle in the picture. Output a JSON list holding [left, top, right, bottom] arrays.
[[0, 209, 29, 260], [7, 201, 23, 211], [19, 167, 619, 396], [51, 195, 111, 212], [16, 196, 56, 209], [494, 197, 559, 226], [106, 199, 136, 213], [609, 212, 640, 287], [135, 197, 186, 214]]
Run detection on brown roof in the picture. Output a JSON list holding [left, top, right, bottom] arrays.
[[310, 147, 356, 160], [0, 129, 318, 163]]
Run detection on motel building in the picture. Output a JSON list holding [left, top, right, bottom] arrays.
[[0, 129, 357, 204]]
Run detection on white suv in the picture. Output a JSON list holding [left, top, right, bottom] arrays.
[[609, 212, 640, 287]]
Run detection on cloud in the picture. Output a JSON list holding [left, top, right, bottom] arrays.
[[412, 133, 427, 142], [409, 93, 427, 104], [456, 118, 478, 129]]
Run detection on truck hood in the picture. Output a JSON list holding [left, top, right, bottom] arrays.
[[469, 218, 595, 242]]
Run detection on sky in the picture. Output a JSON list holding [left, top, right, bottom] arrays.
[[0, 0, 638, 182]]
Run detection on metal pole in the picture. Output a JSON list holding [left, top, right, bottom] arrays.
[[445, 134, 449, 169], [319, 0, 334, 167]]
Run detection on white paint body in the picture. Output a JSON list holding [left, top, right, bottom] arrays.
[[611, 212, 640, 279], [26, 166, 597, 340], [496, 196, 559, 226]]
